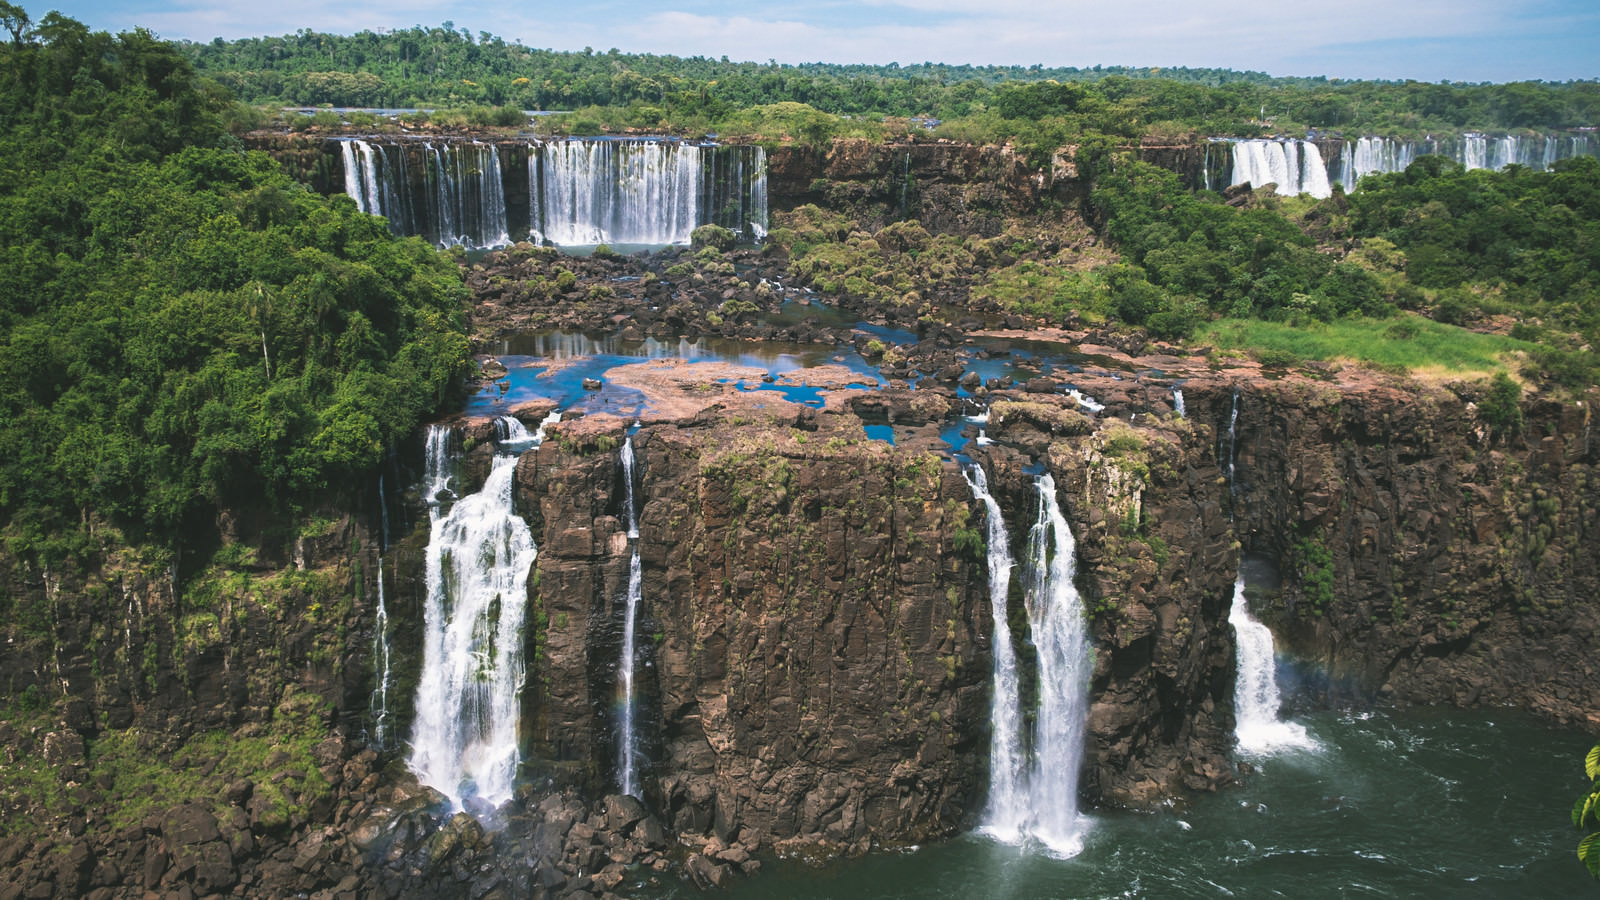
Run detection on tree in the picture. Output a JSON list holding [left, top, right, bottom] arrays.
[[1574, 744, 1600, 878]]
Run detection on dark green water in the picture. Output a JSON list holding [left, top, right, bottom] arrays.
[[643, 708, 1595, 899]]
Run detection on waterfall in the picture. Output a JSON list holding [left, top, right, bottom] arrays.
[[1226, 389, 1240, 497], [1229, 575, 1314, 754], [1172, 387, 1186, 418], [1228, 133, 1598, 195], [616, 437, 644, 797], [964, 465, 1028, 840], [968, 467, 1092, 857], [1339, 136, 1418, 188], [1229, 139, 1333, 198], [369, 470, 394, 749], [408, 421, 543, 812], [1023, 474, 1092, 856], [529, 139, 768, 246], [343, 138, 766, 250]]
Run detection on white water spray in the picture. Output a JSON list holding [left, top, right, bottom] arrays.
[[408, 421, 543, 812], [1229, 576, 1314, 754], [969, 467, 1093, 857], [617, 437, 644, 796], [964, 465, 1028, 839], [1022, 475, 1093, 856]]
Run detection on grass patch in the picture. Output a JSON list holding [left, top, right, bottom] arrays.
[[1197, 314, 1533, 377]]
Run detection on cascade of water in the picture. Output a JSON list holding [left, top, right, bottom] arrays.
[[408, 421, 542, 812], [964, 465, 1028, 840], [370, 560, 393, 748], [1226, 390, 1240, 497], [346, 138, 766, 249], [969, 467, 1092, 857], [1230, 139, 1336, 199], [1293, 141, 1332, 198], [1067, 389, 1105, 414], [1172, 387, 1186, 418], [369, 472, 395, 749], [748, 146, 769, 239], [1023, 474, 1092, 856], [474, 142, 511, 249], [1229, 575, 1314, 754], [1459, 134, 1488, 170], [617, 437, 644, 797]]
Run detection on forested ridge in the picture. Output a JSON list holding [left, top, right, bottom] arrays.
[[181, 23, 1600, 137], [0, 7, 471, 566]]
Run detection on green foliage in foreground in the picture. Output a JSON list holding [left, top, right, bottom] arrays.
[[0, 11, 471, 558], [1575, 745, 1600, 878]]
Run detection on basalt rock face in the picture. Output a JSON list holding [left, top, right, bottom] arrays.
[[1184, 378, 1600, 727], [980, 397, 1239, 808], [767, 139, 1077, 237], [517, 406, 994, 855], [0, 510, 397, 899]]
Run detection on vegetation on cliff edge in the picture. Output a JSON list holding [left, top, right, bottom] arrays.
[[0, 9, 472, 565]]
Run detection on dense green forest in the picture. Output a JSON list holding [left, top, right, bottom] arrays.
[[180, 25, 1600, 138], [0, 7, 471, 563]]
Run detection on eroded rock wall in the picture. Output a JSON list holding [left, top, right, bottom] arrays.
[[518, 405, 993, 854], [1185, 378, 1600, 726]]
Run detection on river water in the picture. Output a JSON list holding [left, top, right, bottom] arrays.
[[643, 707, 1593, 899]]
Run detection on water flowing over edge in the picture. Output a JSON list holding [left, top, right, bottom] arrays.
[[407, 415, 554, 813], [341, 138, 767, 250], [966, 466, 1092, 858], [1224, 134, 1596, 198], [962, 465, 1027, 838], [1228, 575, 1316, 755], [617, 437, 644, 797]]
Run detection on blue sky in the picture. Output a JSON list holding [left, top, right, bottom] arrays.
[[39, 0, 1600, 82]]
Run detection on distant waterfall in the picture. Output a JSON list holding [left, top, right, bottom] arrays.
[[617, 437, 644, 797], [1226, 389, 1240, 497], [338, 137, 766, 249], [530, 139, 768, 246], [1229, 133, 1597, 194], [1171, 387, 1186, 418], [370, 564, 393, 748], [969, 466, 1092, 858], [341, 139, 508, 249], [1230, 139, 1332, 198], [408, 420, 542, 813], [1229, 576, 1314, 754], [1339, 136, 1419, 189], [964, 465, 1028, 837]]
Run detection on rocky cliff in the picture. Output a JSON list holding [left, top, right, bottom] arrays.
[[518, 402, 994, 858], [1195, 378, 1600, 725]]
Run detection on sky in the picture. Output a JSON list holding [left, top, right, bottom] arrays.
[[39, 0, 1600, 83]]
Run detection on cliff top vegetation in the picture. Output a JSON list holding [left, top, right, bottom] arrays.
[[182, 24, 1599, 143], [0, 7, 471, 570]]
